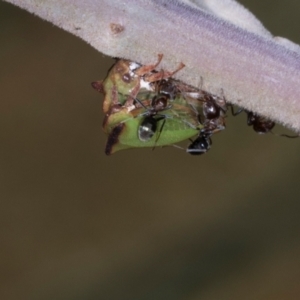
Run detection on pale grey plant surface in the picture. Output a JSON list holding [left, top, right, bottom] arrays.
[[4, 0, 300, 132]]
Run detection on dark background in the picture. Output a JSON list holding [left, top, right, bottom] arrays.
[[1, 1, 300, 299]]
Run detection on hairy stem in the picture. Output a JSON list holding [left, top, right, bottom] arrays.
[[4, 0, 300, 131]]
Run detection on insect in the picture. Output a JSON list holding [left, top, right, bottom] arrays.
[[230, 105, 300, 139], [93, 55, 208, 155], [186, 131, 212, 155], [246, 111, 275, 134], [179, 90, 227, 156], [230, 106, 275, 134], [180, 85, 227, 126], [92, 54, 185, 115], [247, 111, 300, 138], [102, 80, 204, 155], [103, 97, 201, 155], [135, 77, 181, 142], [200, 93, 227, 135], [136, 93, 171, 142]]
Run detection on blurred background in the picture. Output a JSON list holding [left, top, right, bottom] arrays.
[[1, 1, 300, 299]]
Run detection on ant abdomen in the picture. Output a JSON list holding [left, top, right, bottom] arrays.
[[187, 132, 212, 155]]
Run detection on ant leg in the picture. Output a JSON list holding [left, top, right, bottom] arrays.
[[229, 104, 244, 116], [218, 89, 227, 113], [152, 116, 167, 150], [280, 134, 299, 138], [132, 96, 149, 110], [172, 144, 185, 151], [270, 131, 299, 138]]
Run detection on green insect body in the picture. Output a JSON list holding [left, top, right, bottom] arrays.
[[94, 56, 216, 155], [103, 91, 203, 155]]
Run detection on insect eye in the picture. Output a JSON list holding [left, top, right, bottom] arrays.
[[138, 116, 157, 141]]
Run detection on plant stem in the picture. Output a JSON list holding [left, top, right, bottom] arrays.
[[4, 0, 300, 131]]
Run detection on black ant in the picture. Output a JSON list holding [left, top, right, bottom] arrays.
[[230, 106, 274, 133], [201, 93, 227, 135], [133, 79, 180, 142], [134, 64, 185, 142], [184, 91, 227, 156], [186, 131, 212, 155], [186, 90, 227, 134], [230, 106, 298, 137], [246, 111, 275, 134], [137, 92, 171, 142]]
